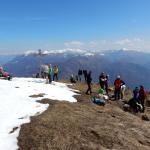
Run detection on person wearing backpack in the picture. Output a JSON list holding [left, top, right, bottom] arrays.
[[85, 71, 92, 95], [53, 66, 59, 81], [138, 85, 147, 113], [114, 75, 125, 100]]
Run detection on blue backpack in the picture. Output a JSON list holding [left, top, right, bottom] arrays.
[[91, 96, 106, 106]]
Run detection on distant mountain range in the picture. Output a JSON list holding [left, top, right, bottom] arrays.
[[0, 55, 16, 65], [3, 49, 150, 90]]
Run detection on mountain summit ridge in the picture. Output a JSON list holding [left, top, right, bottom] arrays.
[[3, 49, 150, 90]]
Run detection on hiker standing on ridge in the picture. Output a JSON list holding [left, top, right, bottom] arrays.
[[43, 64, 49, 79], [83, 70, 88, 82], [114, 75, 125, 100], [40, 64, 45, 78], [99, 72, 107, 90], [86, 71, 92, 95], [78, 69, 83, 82], [138, 85, 147, 113], [133, 87, 139, 101], [53, 65, 59, 81], [43, 64, 49, 83], [75, 75, 78, 81], [48, 64, 53, 83], [105, 74, 109, 95]]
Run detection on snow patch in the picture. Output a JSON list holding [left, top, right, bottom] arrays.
[[0, 78, 77, 150]]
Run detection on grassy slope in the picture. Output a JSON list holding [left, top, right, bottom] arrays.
[[18, 81, 150, 150]]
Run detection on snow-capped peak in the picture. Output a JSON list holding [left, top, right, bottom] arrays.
[[84, 52, 95, 56], [24, 50, 38, 56], [24, 49, 95, 56]]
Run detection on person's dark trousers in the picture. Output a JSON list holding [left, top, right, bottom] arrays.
[[100, 82, 105, 90], [53, 73, 58, 81], [84, 74, 87, 82], [114, 88, 121, 100], [105, 82, 108, 94], [86, 83, 92, 94], [139, 99, 145, 113], [48, 74, 52, 83], [78, 75, 81, 82], [41, 72, 44, 78]]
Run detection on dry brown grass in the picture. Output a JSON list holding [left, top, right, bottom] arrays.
[[18, 82, 150, 150], [29, 93, 46, 98]]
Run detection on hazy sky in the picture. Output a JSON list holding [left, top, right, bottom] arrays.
[[0, 0, 150, 54]]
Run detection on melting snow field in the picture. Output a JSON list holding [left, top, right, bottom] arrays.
[[0, 78, 77, 150]]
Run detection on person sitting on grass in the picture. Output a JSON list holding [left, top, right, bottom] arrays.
[[127, 87, 141, 112], [98, 87, 109, 100]]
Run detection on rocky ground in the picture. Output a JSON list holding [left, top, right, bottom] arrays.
[[18, 81, 150, 150]]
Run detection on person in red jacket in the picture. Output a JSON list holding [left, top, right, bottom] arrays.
[[138, 85, 147, 113], [114, 75, 125, 100]]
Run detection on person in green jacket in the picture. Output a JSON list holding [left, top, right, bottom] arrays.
[[48, 64, 53, 83]]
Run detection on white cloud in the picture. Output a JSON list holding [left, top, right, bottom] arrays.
[[113, 38, 146, 50], [115, 38, 132, 45], [64, 41, 84, 48], [101, 40, 107, 44], [133, 38, 143, 42], [88, 40, 108, 49], [62, 38, 150, 52], [89, 41, 98, 46]]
